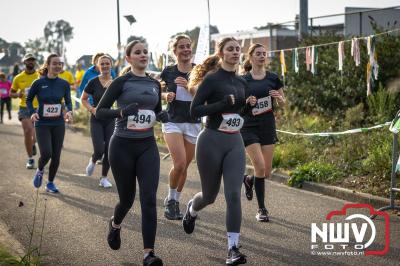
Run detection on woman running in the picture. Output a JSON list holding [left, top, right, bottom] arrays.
[[0, 72, 12, 123], [96, 40, 168, 266], [182, 37, 256, 265], [81, 54, 115, 188], [160, 35, 201, 220], [28, 53, 73, 193], [241, 43, 285, 222]]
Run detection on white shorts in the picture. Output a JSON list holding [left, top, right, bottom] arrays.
[[162, 122, 201, 144]]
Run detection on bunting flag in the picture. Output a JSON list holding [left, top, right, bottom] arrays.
[[351, 38, 361, 66], [305, 46, 312, 71], [338, 41, 345, 71], [366, 36, 379, 95], [311, 45, 318, 75], [292, 48, 299, 73], [280, 50, 287, 77]]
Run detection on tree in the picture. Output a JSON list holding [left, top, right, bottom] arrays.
[[24, 37, 46, 64], [43, 20, 74, 56], [126, 35, 147, 44]]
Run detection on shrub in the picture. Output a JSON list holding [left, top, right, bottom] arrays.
[[288, 161, 343, 187]]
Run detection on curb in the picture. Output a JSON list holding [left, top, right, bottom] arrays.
[[248, 167, 392, 209]]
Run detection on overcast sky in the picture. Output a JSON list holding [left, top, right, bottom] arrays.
[[1, 0, 399, 63]]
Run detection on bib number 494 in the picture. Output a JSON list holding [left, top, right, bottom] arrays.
[[127, 110, 156, 131]]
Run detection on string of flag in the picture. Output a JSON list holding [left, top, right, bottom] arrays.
[[273, 28, 400, 94]]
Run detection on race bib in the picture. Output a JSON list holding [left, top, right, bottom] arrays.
[[175, 85, 193, 101], [218, 113, 244, 133], [43, 104, 62, 117], [0, 88, 7, 95], [127, 110, 156, 131], [24, 87, 31, 95], [252, 96, 272, 116]]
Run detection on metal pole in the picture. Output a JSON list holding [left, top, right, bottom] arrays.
[[299, 0, 308, 40], [390, 133, 398, 207], [117, 0, 121, 72], [207, 0, 211, 54], [359, 12, 362, 36]]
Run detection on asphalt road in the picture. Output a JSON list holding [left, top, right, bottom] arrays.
[[0, 119, 399, 266]]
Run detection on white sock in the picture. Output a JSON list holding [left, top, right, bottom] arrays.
[[227, 232, 240, 249], [28, 156, 33, 160], [144, 252, 150, 259], [168, 188, 177, 201], [175, 191, 181, 202], [189, 204, 197, 217]]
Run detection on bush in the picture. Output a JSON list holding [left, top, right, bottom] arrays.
[[288, 161, 343, 187]]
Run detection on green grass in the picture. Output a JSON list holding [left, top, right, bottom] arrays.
[[0, 245, 21, 265]]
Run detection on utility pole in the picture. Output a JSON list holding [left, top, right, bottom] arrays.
[[117, 0, 121, 73], [299, 0, 308, 40]]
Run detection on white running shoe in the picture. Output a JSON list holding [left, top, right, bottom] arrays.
[[99, 177, 113, 188], [86, 159, 95, 176]]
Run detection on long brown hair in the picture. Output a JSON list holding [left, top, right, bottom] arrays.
[[188, 37, 239, 93], [39, 53, 59, 76], [243, 43, 265, 72]]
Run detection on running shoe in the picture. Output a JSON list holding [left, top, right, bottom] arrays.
[[182, 200, 197, 234], [256, 208, 269, 222], [243, 175, 253, 201], [26, 158, 35, 169], [164, 198, 177, 220], [99, 177, 113, 188], [46, 182, 59, 193], [32, 144, 37, 156], [107, 216, 121, 250], [86, 159, 95, 176], [143, 251, 163, 266], [32, 169, 44, 188], [174, 201, 183, 220], [226, 245, 247, 265]]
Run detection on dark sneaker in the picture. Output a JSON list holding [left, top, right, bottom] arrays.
[[164, 198, 177, 220], [143, 251, 163, 266], [256, 208, 269, 222], [32, 144, 37, 156], [107, 216, 121, 250], [26, 158, 35, 169], [175, 201, 183, 220], [243, 175, 253, 201], [182, 200, 197, 234], [226, 245, 247, 265], [32, 169, 44, 188]]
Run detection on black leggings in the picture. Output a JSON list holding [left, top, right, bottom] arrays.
[[36, 124, 65, 182], [108, 135, 160, 249], [90, 116, 114, 176], [0, 97, 11, 121]]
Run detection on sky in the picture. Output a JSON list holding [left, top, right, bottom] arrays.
[[1, 0, 399, 64]]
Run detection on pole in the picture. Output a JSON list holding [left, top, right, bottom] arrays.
[[299, 0, 308, 40], [207, 0, 211, 54], [117, 0, 121, 73]]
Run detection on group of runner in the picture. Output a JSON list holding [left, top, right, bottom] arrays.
[[8, 35, 285, 265]]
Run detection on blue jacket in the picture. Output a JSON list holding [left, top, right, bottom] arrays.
[[27, 76, 72, 126]]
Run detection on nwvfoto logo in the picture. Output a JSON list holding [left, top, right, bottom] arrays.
[[310, 204, 390, 256]]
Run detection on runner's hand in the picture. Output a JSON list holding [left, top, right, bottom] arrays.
[[64, 111, 73, 123], [246, 95, 257, 106], [120, 103, 139, 118], [156, 111, 169, 123], [166, 92, 175, 103], [174, 77, 188, 89], [31, 113, 39, 122], [224, 94, 235, 106]]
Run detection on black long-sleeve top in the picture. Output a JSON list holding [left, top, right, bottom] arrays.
[[190, 67, 250, 131]]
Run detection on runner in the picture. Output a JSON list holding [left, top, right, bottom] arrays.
[[241, 43, 285, 222], [10, 53, 39, 169], [96, 40, 168, 266], [0, 72, 12, 123], [81, 54, 114, 188], [74, 63, 85, 109], [182, 37, 256, 265], [27, 53, 73, 193], [160, 35, 201, 220]]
